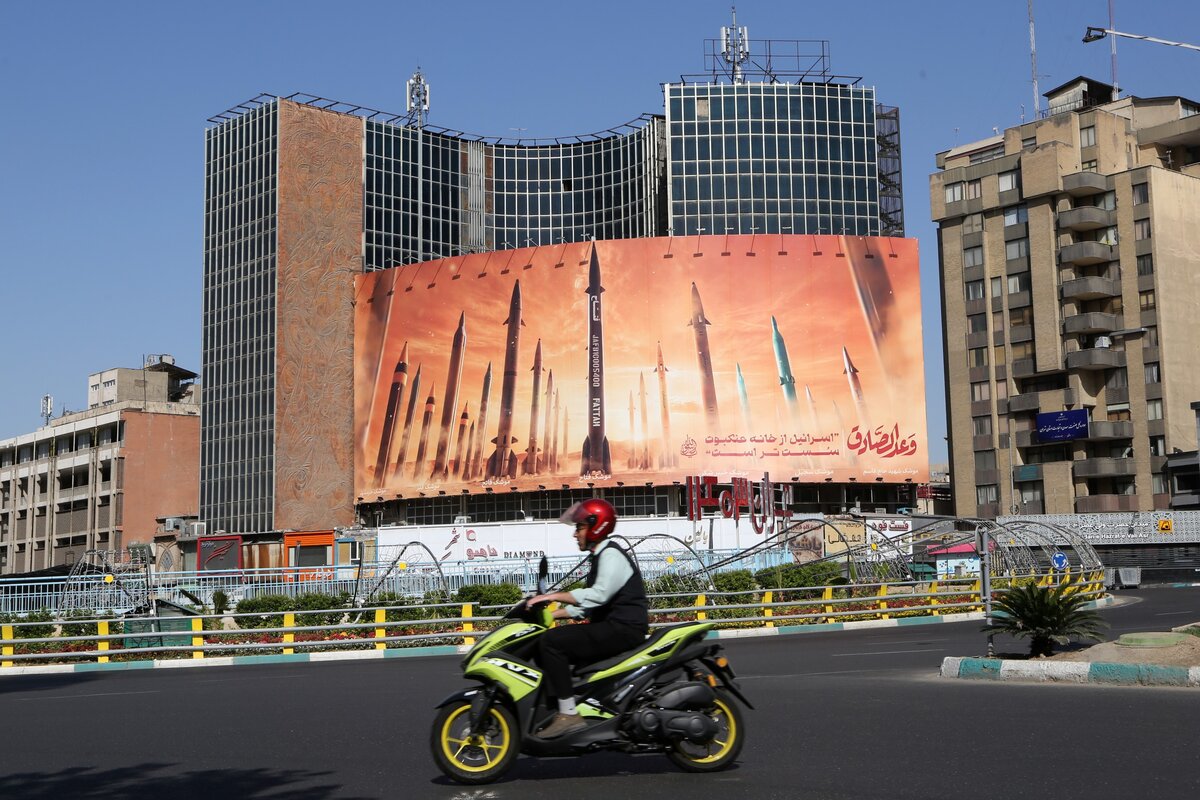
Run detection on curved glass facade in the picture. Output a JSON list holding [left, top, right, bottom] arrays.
[[364, 119, 664, 271]]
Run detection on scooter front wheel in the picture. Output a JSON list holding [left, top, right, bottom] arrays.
[[430, 699, 520, 784]]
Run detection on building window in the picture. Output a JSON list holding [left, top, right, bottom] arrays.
[[1009, 307, 1033, 326], [1007, 272, 1030, 294], [971, 382, 991, 401], [1149, 435, 1166, 456], [965, 179, 982, 200], [973, 416, 993, 436], [1134, 218, 1151, 240], [1081, 159, 1098, 172], [964, 246, 984, 268], [990, 276, 1003, 298], [1003, 205, 1027, 226], [968, 347, 989, 368], [1094, 226, 1118, 245], [962, 213, 983, 235], [993, 345, 1006, 366], [1005, 238, 1029, 261], [1152, 473, 1166, 494], [1139, 290, 1156, 310], [1106, 369, 1128, 390], [1146, 399, 1163, 421], [968, 312, 987, 332], [1144, 362, 1160, 384], [1136, 254, 1153, 276], [1090, 190, 1116, 211], [965, 280, 985, 301], [1021, 135, 1037, 150], [1144, 326, 1158, 346], [997, 171, 1018, 193], [1106, 403, 1131, 422], [945, 182, 964, 203], [1132, 183, 1148, 205], [976, 451, 997, 470], [1080, 125, 1096, 148], [995, 379, 1008, 400], [976, 484, 999, 505], [1011, 341, 1034, 360]]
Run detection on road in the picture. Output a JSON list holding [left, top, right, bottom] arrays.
[[0, 588, 1196, 800]]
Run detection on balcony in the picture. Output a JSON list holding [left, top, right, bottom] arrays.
[[1007, 388, 1077, 415], [1011, 358, 1038, 378], [1063, 311, 1120, 335], [1059, 241, 1115, 266], [1061, 275, 1120, 300], [1058, 206, 1115, 231], [1088, 420, 1133, 440], [1062, 171, 1109, 197], [1073, 457, 1136, 478], [1066, 348, 1126, 371], [1075, 494, 1139, 513], [1008, 393, 1042, 413]]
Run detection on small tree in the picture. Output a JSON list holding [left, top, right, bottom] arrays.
[[984, 579, 1108, 657]]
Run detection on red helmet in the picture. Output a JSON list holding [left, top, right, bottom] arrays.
[[559, 498, 617, 544]]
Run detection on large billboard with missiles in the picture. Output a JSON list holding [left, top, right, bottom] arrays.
[[354, 235, 928, 497]]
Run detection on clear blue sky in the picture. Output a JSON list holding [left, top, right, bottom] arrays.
[[3, 1, 1199, 464]]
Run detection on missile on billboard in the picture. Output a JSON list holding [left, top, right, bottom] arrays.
[[522, 339, 544, 474], [413, 384, 436, 479], [689, 282, 720, 430], [805, 383, 820, 431], [549, 388, 561, 472], [373, 341, 408, 486], [579, 246, 612, 475], [466, 361, 492, 481], [654, 342, 675, 468], [771, 316, 798, 416], [486, 281, 523, 479], [843, 236, 896, 363], [452, 404, 470, 476], [392, 363, 422, 481], [432, 313, 467, 480], [736, 362, 752, 431], [842, 346, 870, 427], [627, 390, 637, 470], [461, 420, 475, 477], [541, 369, 555, 474], [638, 372, 650, 470]]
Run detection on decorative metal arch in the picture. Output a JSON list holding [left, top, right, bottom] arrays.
[[356, 541, 450, 604]]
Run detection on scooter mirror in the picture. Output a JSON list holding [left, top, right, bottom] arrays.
[[537, 556, 549, 594]]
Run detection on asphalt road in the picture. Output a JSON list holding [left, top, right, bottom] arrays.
[[0, 588, 1196, 800]]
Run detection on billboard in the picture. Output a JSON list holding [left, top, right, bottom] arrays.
[[355, 235, 927, 497], [1035, 409, 1089, 442]]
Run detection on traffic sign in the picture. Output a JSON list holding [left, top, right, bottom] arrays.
[[1051, 551, 1069, 570]]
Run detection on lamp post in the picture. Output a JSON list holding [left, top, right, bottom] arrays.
[[977, 523, 995, 657]]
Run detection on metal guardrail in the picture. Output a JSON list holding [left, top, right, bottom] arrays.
[[0, 571, 1106, 667]]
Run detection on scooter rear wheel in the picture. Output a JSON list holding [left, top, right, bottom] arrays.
[[665, 690, 744, 772], [430, 699, 519, 784]]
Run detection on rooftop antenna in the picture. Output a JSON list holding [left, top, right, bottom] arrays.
[[406, 68, 430, 264], [1027, 0, 1041, 116], [1108, 0, 1119, 99], [721, 6, 750, 84], [40, 394, 54, 426]]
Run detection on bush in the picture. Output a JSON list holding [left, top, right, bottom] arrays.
[[711, 569, 756, 594], [235, 595, 295, 628], [292, 592, 350, 627], [985, 578, 1109, 657], [754, 562, 844, 595], [212, 591, 230, 615], [455, 583, 523, 610]]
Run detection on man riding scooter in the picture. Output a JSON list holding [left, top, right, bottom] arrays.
[[525, 498, 649, 739]]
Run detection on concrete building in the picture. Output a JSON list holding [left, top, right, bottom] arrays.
[[931, 77, 1200, 519], [201, 19, 910, 534], [0, 358, 200, 574]]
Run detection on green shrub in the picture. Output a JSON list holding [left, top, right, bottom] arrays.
[[235, 594, 295, 628], [644, 574, 708, 610], [292, 592, 350, 627], [16, 610, 55, 640], [212, 591, 230, 615], [984, 578, 1109, 657], [711, 569, 756, 594], [754, 561, 844, 595], [455, 583, 523, 610]]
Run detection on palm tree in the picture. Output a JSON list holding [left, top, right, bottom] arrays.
[[984, 579, 1109, 657]]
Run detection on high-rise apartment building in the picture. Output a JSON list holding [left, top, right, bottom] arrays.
[[0, 357, 199, 574], [932, 77, 1200, 518], [202, 22, 906, 534]]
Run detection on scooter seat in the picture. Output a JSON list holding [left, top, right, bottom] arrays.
[[573, 623, 704, 678]]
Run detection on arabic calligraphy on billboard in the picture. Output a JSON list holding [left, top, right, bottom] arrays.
[[1035, 409, 1090, 442], [354, 235, 928, 496]]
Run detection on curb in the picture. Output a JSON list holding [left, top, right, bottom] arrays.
[[0, 596, 1114, 679], [940, 656, 1200, 687]]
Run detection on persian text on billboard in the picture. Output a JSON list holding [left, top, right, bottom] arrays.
[[354, 235, 928, 496]]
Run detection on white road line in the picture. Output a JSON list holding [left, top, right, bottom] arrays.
[[14, 690, 161, 701], [831, 648, 944, 657], [1153, 611, 1195, 616]]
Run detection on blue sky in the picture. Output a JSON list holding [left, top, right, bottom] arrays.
[[3, 0, 1199, 464]]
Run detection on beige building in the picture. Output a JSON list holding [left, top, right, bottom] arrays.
[[931, 77, 1200, 518], [0, 358, 200, 574]]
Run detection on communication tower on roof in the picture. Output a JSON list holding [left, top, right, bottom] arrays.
[[721, 8, 750, 84], [40, 394, 53, 426]]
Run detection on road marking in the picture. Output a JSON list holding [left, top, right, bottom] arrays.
[[831, 648, 944, 657], [14, 690, 160, 701], [1153, 611, 1195, 616]]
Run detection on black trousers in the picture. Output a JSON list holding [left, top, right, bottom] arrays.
[[536, 620, 646, 701]]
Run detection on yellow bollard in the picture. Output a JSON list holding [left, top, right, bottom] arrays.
[[695, 594, 707, 621], [191, 617, 205, 660], [930, 581, 940, 616], [822, 585, 834, 622], [375, 608, 387, 651], [283, 612, 295, 655], [97, 620, 110, 664], [878, 586, 889, 620], [764, 591, 774, 628], [462, 603, 475, 647], [2, 624, 13, 667]]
